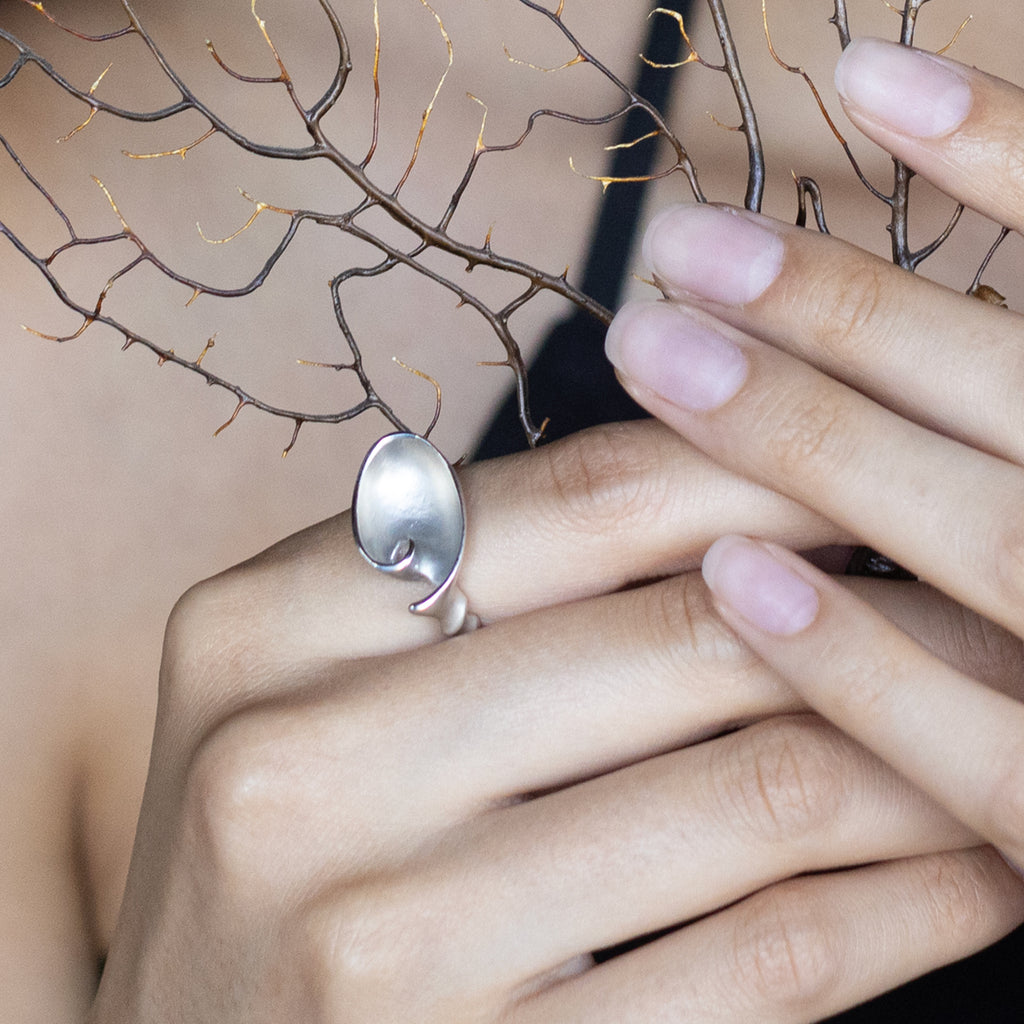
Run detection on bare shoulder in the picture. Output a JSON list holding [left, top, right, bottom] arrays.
[[0, 657, 151, 1021]]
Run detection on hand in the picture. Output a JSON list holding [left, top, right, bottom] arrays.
[[89, 420, 1021, 1022], [605, 42, 1024, 876]]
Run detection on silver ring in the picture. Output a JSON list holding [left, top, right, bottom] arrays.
[[352, 432, 479, 636]]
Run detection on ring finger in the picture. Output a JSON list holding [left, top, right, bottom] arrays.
[[326, 714, 978, 1005]]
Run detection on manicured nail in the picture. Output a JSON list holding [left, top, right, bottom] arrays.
[[702, 536, 820, 636], [642, 203, 784, 306], [605, 302, 747, 411], [834, 38, 973, 139]]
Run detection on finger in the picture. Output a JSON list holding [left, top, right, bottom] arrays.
[[606, 298, 1024, 637], [849, 576, 1024, 705], [185, 570, 791, 885], [315, 716, 978, 1005], [192, 567, 1024, 886], [442, 715, 975, 987], [633, 203, 1024, 466], [701, 534, 1024, 866], [168, 420, 841, 692], [515, 847, 1024, 1023], [834, 38, 1024, 234]]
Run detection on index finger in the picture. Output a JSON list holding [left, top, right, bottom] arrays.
[[834, 37, 1024, 233]]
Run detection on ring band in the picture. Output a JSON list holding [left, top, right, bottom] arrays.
[[353, 432, 479, 636]]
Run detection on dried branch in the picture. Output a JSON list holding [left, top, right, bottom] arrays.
[[774, 0, 984, 280], [1, 0, 1013, 455], [706, 0, 763, 211]]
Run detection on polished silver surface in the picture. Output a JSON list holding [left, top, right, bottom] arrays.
[[352, 432, 478, 635]]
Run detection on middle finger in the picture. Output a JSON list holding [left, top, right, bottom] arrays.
[[369, 715, 975, 995], [606, 293, 1024, 637], [644, 204, 1024, 466]]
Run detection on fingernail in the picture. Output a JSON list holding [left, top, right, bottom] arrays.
[[702, 536, 820, 636], [642, 203, 784, 306], [605, 302, 747, 411], [834, 38, 973, 139]]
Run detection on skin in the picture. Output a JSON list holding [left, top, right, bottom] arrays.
[[5, 4, 1024, 1021], [87, 422, 1024, 1021], [608, 29, 1024, 972]]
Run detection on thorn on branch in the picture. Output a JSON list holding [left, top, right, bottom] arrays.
[[282, 419, 303, 457], [642, 8, 711, 70], [468, 93, 489, 154], [195, 334, 217, 367], [206, 0, 292, 83], [568, 155, 670, 193], [361, 0, 382, 168], [707, 110, 743, 132], [197, 188, 294, 244], [296, 358, 355, 371], [21, 318, 93, 342], [394, 0, 454, 195], [937, 15, 973, 55], [21, 0, 134, 42], [392, 356, 442, 438], [503, 43, 586, 73], [58, 62, 112, 142], [124, 127, 218, 161], [91, 176, 131, 232], [250, 0, 291, 82], [605, 129, 662, 152], [213, 398, 251, 436]]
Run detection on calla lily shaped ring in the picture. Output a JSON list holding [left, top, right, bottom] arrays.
[[352, 432, 479, 636]]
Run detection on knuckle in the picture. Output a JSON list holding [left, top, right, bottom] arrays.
[[807, 258, 894, 363], [305, 881, 456, 1016], [730, 881, 841, 1013], [986, 512, 1024, 627], [945, 602, 1024, 688], [309, 887, 407, 989], [826, 644, 904, 724], [161, 577, 228, 681], [911, 851, 993, 949], [536, 422, 671, 540], [183, 709, 295, 893], [757, 385, 851, 482], [715, 717, 847, 842], [982, 126, 1024, 225], [643, 574, 755, 682], [161, 570, 264, 712]]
